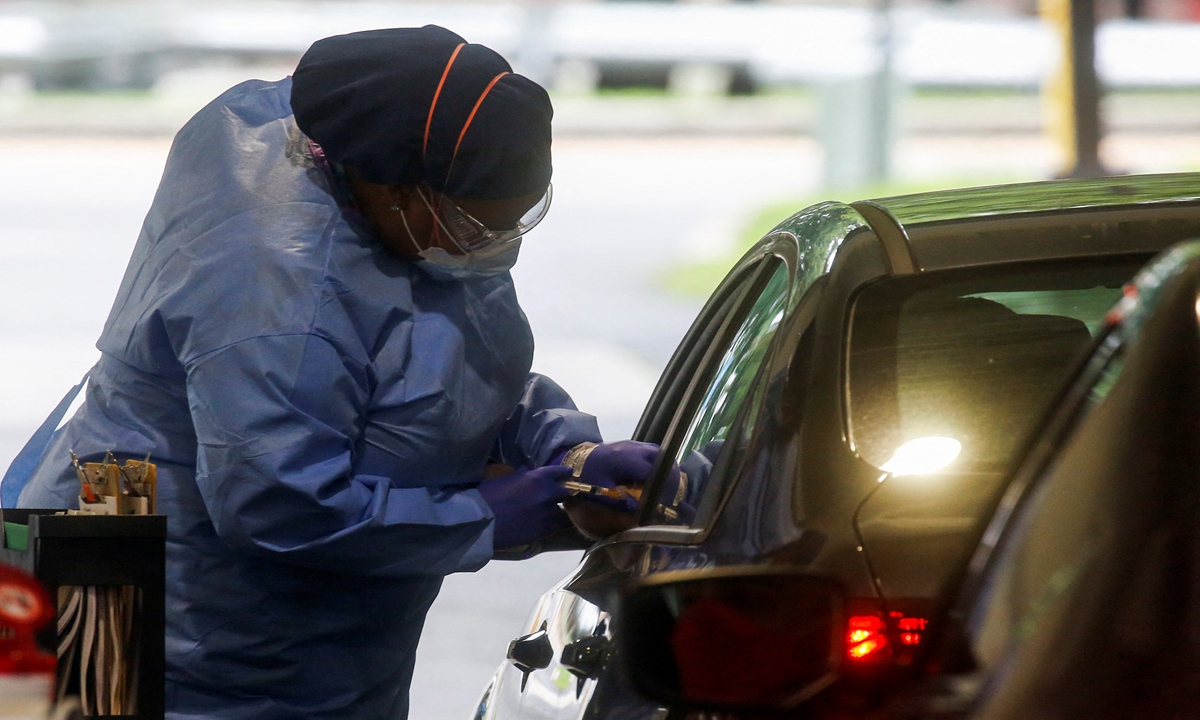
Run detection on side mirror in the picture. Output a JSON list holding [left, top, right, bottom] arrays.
[[616, 567, 844, 712]]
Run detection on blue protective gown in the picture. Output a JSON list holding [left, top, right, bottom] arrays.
[[17, 78, 601, 720]]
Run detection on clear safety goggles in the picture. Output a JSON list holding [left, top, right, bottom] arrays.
[[418, 183, 553, 254]]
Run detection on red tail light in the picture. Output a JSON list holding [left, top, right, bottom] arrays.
[[846, 611, 928, 661], [846, 616, 887, 660]]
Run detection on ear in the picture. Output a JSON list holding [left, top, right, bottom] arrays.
[[382, 185, 407, 211], [385, 185, 429, 213]]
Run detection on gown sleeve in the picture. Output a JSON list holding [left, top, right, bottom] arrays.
[[489, 373, 604, 469], [186, 332, 494, 577]]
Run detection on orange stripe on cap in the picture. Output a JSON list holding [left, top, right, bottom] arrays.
[[423, 43, 466, 157], [452, 71, 509, 162]]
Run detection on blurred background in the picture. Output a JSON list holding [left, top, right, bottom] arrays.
[[0, 0, 1196, 717]]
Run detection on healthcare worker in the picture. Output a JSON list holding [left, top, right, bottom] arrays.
[[11, 26, 663, 720]]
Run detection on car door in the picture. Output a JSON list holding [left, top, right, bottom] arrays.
[[909, 242, 1200, 720]]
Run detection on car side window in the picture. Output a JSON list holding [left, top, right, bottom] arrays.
[[648, 260, 790, 526]]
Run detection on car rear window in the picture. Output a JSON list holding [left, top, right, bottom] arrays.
[[847, 258, 1143, 475]]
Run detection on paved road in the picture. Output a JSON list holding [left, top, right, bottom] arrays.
[[2, 129, 1198, 718]]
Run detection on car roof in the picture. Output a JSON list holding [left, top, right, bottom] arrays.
[[866, 172, 1200, 230]]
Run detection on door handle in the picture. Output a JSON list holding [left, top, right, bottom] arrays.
[[560, 617, 611, 698], [507, 621, 553, 691], [560, 635, 608, 680]]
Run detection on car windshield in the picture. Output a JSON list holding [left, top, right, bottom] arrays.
[[844, 257, 1146, 602]]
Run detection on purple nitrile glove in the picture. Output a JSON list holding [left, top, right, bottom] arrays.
[[477, 465, 575, 550], [576, 440, 659, 487], [558, 440, 667, 514], [653, 466, 696, 525]]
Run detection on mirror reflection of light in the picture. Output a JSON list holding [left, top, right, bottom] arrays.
[[880, 437, 962, 477]]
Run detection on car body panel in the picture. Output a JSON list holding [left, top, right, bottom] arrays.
[[476, 566, 606, 720]]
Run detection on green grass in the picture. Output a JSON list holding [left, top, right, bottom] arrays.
[[592, 86, 671, 98], [663, 176, 1029, 297]]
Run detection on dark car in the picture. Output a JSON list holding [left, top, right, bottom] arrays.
[[617, 239, 1200, 720], [476, 173, 1200, 720], [904, 239, 1200, 720]]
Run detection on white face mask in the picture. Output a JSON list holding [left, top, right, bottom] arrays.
[[416, 239, 522, 282], [396, 203, 523, 282]]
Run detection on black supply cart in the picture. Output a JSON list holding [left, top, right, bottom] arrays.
[[0, 509, 165, 720]]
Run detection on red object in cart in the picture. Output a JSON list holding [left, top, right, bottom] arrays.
[[0, 563, 57, 718]]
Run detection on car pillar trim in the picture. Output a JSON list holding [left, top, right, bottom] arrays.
[[850, 201, 919, 275]]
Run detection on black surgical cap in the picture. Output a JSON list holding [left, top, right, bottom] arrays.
[[291, 25, 552, 200]]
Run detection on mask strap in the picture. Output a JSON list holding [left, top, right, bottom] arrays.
[[423, 43, 466, 158], [416, 186, 467, 255], [399, 195, 465, 256], [444, 71, 510, 186], [397, 205, 418, 248]]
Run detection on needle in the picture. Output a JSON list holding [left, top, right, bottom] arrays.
[[561, 480, 625, 499]]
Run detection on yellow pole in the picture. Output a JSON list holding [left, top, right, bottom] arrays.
[[1041, 0, 1076, 172]]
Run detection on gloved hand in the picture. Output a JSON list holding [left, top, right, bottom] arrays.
[[560, 440, 665, 515], [477, 465, 575, 550], [569, 440, 658, 486], [652, 466, 696, 525]]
